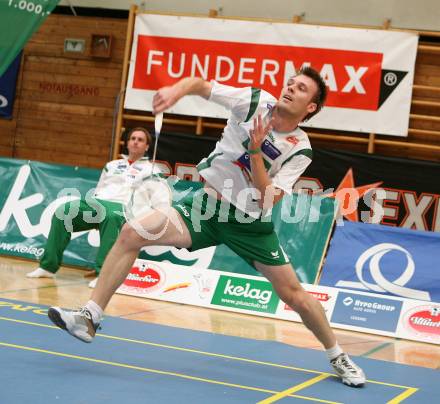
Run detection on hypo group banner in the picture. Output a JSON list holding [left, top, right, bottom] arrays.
[[0, 157, 336, 283], [125, 14, 418, 136], [0, 52, 22, 118], [0, 0, 59, 77], [319, 221, 440, 302]]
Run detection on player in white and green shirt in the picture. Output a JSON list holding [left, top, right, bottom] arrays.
[[171, 80, 315, 267], [28, 128, 162, 278], [48, 67, 366, 388], [197, 80, 313, 218]]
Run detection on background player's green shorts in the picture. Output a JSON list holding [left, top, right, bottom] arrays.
[[173, 189, 289, 267]]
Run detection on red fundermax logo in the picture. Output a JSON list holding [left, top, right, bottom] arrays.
[[124, 262, 165, 292], [132, 35, 403, 111]]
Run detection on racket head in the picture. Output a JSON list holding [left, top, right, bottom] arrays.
[[123, 176, 173, 240]]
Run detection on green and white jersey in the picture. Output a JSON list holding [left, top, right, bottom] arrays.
[[197, 81, 313, 218], [94, 155, 162, 206]]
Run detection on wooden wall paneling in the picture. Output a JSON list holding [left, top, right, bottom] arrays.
[[0, 120, 16, 157], [13, 14, 127, 168], [15, 133, 111, 155], [14, 148, 105, 168], [17, 117, 111, 138], [113, 4, 137, 160]]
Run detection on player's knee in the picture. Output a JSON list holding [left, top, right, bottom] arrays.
[[118, 223, 145, 249], [279, 287, 310, 314]]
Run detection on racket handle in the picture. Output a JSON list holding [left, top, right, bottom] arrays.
[[155, 112, 163, 136]]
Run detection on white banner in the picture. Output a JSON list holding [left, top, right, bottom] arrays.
[[110, 259, 439, 345], [125, 14, 418, 136]]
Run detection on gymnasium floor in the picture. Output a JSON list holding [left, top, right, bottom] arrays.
[[1, 256, 439, 403]]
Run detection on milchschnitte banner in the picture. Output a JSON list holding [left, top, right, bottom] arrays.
[[125, 14, 418, 137]]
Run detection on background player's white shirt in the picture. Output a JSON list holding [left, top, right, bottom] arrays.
[[94, 155, 163, 206], [198, 81, 313, 218]]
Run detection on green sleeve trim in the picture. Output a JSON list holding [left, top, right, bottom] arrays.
[[280, 148, 313, 168], [244, 88, 261, 122], [197, 152, 223, 172], [141, 172, 167, 182]]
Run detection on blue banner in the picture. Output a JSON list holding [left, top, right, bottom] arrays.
[[0, 52, 22, 119], [319, 221, 440, 302], [331, 291, 402, 332]]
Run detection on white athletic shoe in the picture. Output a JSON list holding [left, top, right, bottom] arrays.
[[48, 306, 99, 343], [26, 267, 55, 278], [331, 353, 366, 387]]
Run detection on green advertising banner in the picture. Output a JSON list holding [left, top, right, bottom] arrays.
[[0, 157, 336, 282], [0, 157, 100, 267], [211, 275, 280, 314], [0, 0, 60, 76]]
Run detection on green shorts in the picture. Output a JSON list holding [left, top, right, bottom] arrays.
[[173, 189, 289, 267]]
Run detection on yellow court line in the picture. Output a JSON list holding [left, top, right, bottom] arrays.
[[280, 394, 341, 404], [0, 316, 417, 391], [0, 341, 338, 404], [258, 374, 332, 404], [0, 315, 331, 375], [387, 387, 419, 404]]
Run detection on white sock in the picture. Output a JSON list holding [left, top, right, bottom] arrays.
[[26, 267, 55, 278], [326, 343, 343, 361], [85, 300, 103, 324]]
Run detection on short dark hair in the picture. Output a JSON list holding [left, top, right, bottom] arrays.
[[126, 127, 152, 146], [296, 66, 327, 121]]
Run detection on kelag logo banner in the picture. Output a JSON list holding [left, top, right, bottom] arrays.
[[211, 275, 279, 314], [319, 221, 440, 302], [125, 14, 418, 136], [0, 157, 100, 266]]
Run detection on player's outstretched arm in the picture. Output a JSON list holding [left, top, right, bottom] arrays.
[[153, 77, 212, 114]]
